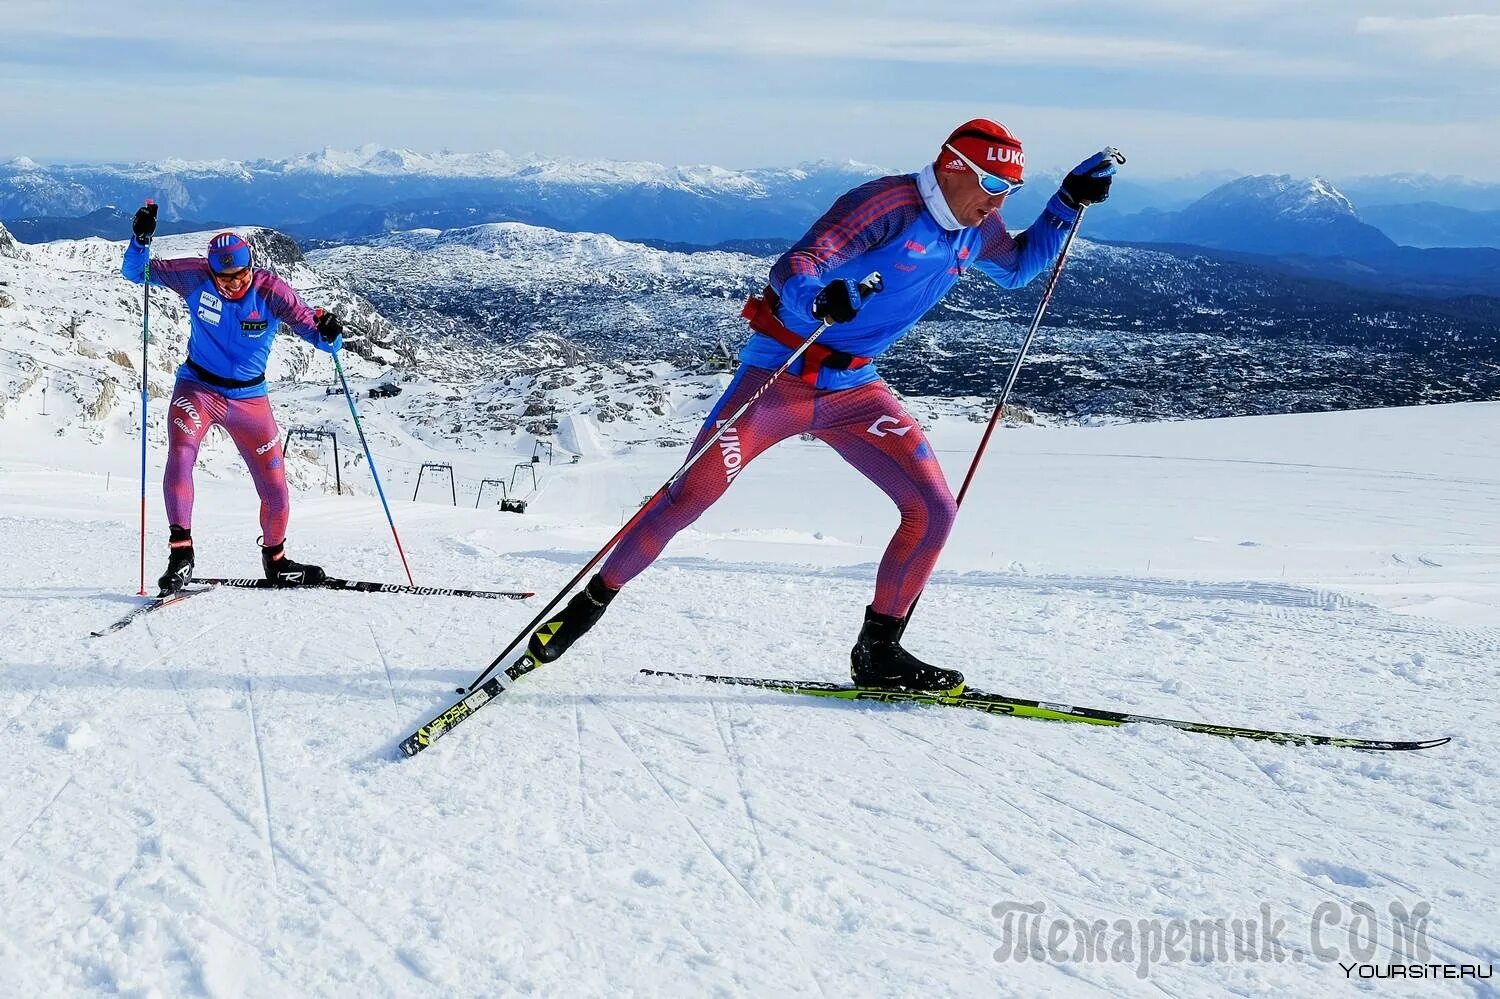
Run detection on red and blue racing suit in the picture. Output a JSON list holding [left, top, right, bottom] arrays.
[[601, 171, 1079, 616], [122, 238, 329, 546]]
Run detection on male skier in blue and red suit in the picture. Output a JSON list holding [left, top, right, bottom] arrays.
[[533, 119, 1117, 691], [123, 204, 347, 594]]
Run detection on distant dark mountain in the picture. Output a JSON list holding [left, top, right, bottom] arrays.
[[1089, 175, 1397, 257], [2, 206, 227, 243], [637, 236, 789, 256], [1359, 202, 1500, 249], [1098, 239, 1500, 301]]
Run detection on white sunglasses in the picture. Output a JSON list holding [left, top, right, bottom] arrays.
[[945, 143, 1025, 197]]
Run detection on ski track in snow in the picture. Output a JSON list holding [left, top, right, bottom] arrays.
[[3, 403, 1500, 996]]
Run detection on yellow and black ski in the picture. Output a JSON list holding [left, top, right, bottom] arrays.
[[399, 649, 547, 758], [639, 669, 1450, 752]]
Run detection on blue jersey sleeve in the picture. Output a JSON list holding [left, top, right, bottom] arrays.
[[120, 239, 209, 298], [260, 274, 321, 346], [972, 193, 1078, 290], [768, 176, 925, 321]]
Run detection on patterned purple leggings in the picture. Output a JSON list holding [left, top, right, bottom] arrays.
[[601, 367, 957, 617], [163, 378, 291, 546]]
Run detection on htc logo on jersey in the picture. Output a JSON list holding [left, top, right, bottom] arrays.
[[716, 421, 744, 483]]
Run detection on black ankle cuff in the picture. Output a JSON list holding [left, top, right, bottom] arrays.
[[585, 575, 619, 607]]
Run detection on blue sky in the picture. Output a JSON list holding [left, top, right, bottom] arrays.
[[3, 1, 1497, 178]]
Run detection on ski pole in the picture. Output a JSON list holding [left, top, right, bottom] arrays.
[[458, 272, 885, 695], [136, 200, 154, 596], [331, 343, 415, 585], [952, 203, 1091, 509], [912, 150, 1123, 615]]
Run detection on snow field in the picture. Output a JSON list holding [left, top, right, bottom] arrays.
[[2, 401, 1498, 996]]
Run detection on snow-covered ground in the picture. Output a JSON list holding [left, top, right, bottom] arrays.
[[2, 398, 1496, 995]]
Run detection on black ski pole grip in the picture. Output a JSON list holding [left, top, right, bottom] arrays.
[[858, 272, 884, 298]]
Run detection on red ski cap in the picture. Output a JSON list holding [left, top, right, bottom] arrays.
[[936, 119, 1025, 184]]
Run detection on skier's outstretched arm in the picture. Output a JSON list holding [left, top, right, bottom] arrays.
[[265, 279, 342, 353], [119, 203, 205, 296], [973, 149, 1118, 290]]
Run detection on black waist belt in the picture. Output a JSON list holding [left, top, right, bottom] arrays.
[[186, 358, 266, 390]]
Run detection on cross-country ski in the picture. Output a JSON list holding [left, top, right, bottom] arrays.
[[89, 577, 532, 636], [194, 576, 533, 600], [638, 669, 1451, 752], [87, 586, 217, 637]]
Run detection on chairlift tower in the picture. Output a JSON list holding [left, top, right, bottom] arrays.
[[510, 462, 538, 494], [281, 426, 342, 494], [414, 462, 456, 505]]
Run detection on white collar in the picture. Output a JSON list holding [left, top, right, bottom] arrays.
[[918, 163, 965, 231]]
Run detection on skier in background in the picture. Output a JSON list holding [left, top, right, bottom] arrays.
[[122, 203, 346, 594], [527, 120, 1119, 692]]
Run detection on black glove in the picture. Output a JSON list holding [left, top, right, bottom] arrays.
[[1059, 150, 1118, 209], [314, 309, 344, 344], [132, 202, 158, 245], [811, 278, 865, 324]]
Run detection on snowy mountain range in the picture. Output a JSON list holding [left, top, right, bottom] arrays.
[[10, 145, 1500, 250], [0, 148, 888, 246], [1089, 175, 1397, 256], [1083, 174, 1500, 300]]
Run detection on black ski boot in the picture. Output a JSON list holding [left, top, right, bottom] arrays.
[[157, 525, 195, 596], [261, 540, 327, 587], [850, 605, 965, 692], [528, 574, 618, 663]]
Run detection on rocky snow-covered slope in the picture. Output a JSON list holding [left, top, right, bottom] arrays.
[[0, 224, 405, 486], [311, 219, 1500, 420], [0, 222, 895, 502]]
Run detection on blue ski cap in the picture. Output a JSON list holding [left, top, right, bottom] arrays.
[[207, 231, 252, 273]]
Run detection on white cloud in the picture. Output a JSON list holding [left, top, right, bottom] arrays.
[[2, 3, 1352, 78], [1357, 14, 1500, 67], [634, 18, 1351, 77]]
